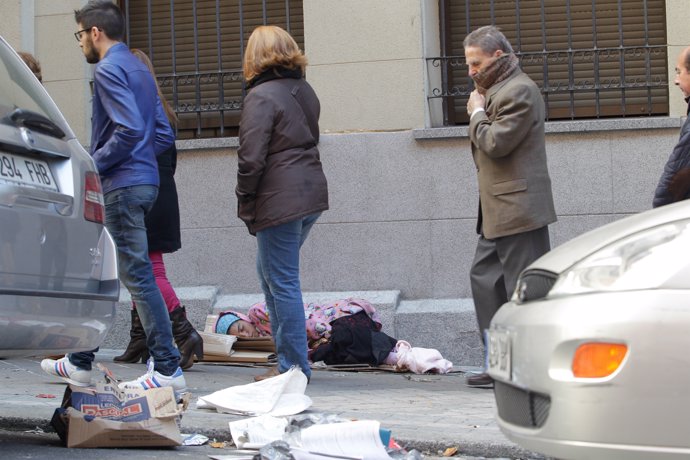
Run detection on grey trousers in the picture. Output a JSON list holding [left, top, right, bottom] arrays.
[[470, 226, 551, 342]]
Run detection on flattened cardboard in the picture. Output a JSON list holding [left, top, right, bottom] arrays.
[[203, 350, 276, 363], [234, 336, 275, 353]]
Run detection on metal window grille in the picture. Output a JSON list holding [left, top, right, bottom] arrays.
[[429, 0, 668, 126], [121, 0, 304, 139]]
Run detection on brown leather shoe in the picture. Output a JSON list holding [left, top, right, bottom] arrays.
[[254, 366, 281, 382], [466, 372, 494, 388]]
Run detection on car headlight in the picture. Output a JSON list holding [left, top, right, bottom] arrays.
[[548, 219, 690, 297]]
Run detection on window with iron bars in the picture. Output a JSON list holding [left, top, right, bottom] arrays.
[[429, 0, 668, 126], [120, 0, 304, 139]]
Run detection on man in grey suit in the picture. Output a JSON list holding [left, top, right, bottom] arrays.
[[464, 26, 557, 387]]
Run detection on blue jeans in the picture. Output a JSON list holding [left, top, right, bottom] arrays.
[[256, 213, 320, 379], [70, 185, 180, 375]]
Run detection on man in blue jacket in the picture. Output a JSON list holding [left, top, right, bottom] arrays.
[[42, 0, 185, 392]]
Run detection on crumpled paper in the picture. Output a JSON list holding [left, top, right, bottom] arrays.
[[196, 367, 312, 416], [229, 414, 289, 449]]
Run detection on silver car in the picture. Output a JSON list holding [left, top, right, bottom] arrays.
[[0, 37, 118, 357], [488, 199, 690, 460]]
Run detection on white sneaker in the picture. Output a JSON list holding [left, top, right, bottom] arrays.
[[41, 356, 92, 387], [118, 361, 186, 393]]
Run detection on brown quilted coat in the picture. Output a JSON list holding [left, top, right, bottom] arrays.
[[236, 74, 328, 235]]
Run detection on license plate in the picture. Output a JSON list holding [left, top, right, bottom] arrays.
[[0, 151, 58, 191], [487, 329, 511, 381]]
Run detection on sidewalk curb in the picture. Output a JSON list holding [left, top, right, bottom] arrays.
[[0, 415, 543, 459]]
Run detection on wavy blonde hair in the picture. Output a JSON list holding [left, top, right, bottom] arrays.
[[243, 25, 307, 82]]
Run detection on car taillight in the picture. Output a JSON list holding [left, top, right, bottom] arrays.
[[84, 171, 104, 224], [572, 342, 628, 378]]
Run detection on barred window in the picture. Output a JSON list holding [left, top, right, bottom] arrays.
[[430, 0, 668, 125], [121, 0, 304, 139]]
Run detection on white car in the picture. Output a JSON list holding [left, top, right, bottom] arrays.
[[0, 36, 118, 357], [488, 199, 690, 460]]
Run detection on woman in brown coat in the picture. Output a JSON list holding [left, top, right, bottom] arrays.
[[236, 25, 328, 382]]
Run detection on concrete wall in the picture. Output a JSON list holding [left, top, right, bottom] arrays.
[[165, 121, 680, 300], [0, 1, 24, 50], [34, 0, 92, 143], [303, 0, 429, 131]]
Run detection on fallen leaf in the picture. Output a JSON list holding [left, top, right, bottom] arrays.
[[210, 441, 227, 448], [442, 446, 458, 457], [36, 394, 56, 399]]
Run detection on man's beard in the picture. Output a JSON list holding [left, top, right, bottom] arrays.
[[83, 38, 100, 64]]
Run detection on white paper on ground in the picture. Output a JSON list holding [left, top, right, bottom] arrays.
[[229, 414, 288, 449], [267, 393, 313, 417], [196, 367, 311, 416], [297, 420, 392, 460]]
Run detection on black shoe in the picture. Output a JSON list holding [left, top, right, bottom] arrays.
[[466, 372, 494, 388]]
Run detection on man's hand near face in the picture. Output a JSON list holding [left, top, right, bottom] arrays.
[[467, 89, 486, 117]]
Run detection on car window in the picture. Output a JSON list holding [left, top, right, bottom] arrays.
[[0, 40, 70, 135]]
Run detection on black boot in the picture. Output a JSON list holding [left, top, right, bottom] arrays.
[[169, 306, 203, 370], [114, 309, 150, 363]]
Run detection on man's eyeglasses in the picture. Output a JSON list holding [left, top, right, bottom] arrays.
[[74, 27, 93, 42]]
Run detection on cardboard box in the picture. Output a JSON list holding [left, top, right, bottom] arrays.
[[50, 367, 189, 448]]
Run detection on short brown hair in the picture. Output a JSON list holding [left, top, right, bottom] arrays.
[[18, 51, 42, 83], [242, 25, 307, 82]]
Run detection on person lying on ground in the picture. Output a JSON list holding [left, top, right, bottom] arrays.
[[215, 298, 452, 376]]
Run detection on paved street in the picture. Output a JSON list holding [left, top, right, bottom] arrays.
[[0, 350, 545, 459]]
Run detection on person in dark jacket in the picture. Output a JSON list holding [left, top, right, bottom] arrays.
[[236, 25, 329, 382], [654, 46, 690, 208], [113, 49, 203, 370]]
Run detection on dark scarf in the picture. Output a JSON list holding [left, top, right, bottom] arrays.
[[247, 66, 303, 89], [472, 53, 520, 95]]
